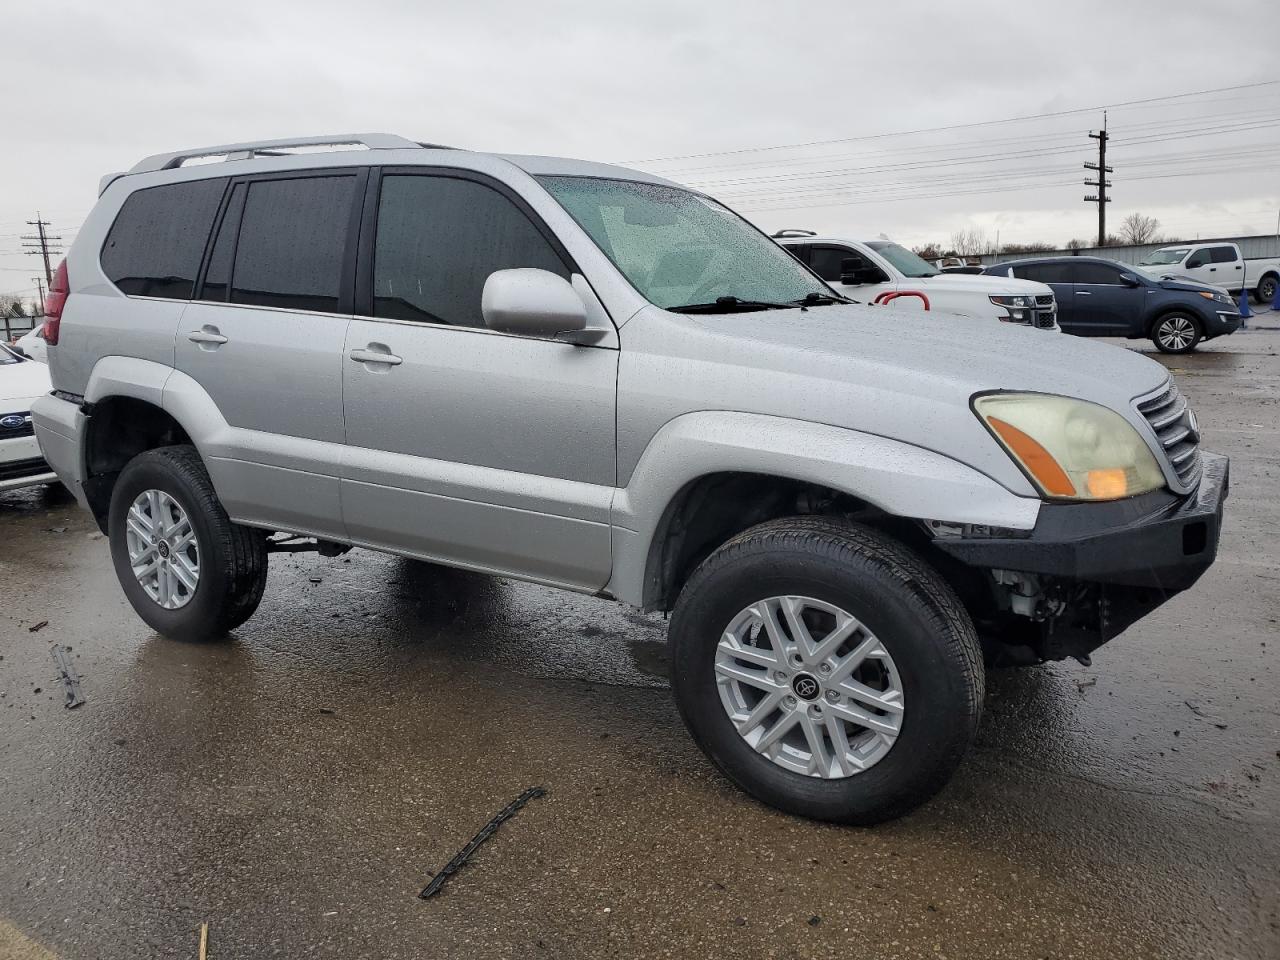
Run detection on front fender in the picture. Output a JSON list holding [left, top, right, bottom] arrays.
[[607, 411, 1040, 607]]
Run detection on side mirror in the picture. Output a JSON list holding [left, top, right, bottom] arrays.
[[482, 268, 589, 340], [1119, 272, 1141, 287], [839, 255, 882, 285]]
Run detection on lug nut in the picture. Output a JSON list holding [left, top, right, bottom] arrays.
[[790, 654, 803, 667], [825, 690, 840, 704], [809, 704, 823, 718], [783, 695, 797, 708], [818, 663, 831, 675], [774, 670, 788, 683]]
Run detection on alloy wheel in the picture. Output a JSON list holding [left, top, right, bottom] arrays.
[[124, 489, 200, 609], [1157, 316, 1196, 351], [714, 596, 904, 779]]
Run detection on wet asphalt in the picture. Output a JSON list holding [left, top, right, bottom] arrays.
[[1, 333, 1277, 960]]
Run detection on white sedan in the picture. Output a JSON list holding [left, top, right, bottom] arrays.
[[12, 321, 48, 363], [1, 344, 57, 493]]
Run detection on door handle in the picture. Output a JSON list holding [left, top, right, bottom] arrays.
[[1075, 290, 1092, 295], [187, 325, 228, 349], [350, 346, 403, 366], [1209, 267, 1217, 272]]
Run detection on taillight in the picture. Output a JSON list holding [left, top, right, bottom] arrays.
[[44, 258, 68, 345]]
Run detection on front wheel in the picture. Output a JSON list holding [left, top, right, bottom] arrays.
[[1152, 313, 1202, 354], [108, 445, 268, 641], [668, 517, 984, 825]]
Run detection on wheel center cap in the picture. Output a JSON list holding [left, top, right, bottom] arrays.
[[157, 541, 171, 559], [791, 673, 820, 702]]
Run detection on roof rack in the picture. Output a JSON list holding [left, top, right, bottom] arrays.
[[771, 229, 816, 238], [127, 133, 424, 175]]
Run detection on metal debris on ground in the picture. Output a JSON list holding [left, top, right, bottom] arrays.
[[419, 787, 547, 900], [50, 645, 84, 709], [28, 620, 48, 633], [1076, 677, 1098, 691]]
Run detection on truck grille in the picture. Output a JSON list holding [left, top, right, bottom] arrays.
[[1136, 380, 1202, 490], [1035, 295, 1054, 307]]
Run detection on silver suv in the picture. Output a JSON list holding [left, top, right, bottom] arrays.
[[32, 134, 1228, 824]]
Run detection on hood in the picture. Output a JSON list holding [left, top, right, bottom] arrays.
[[0, 355, 52, 407], [911, 274, 1053, 297], [1156, 276, 1229, 295]]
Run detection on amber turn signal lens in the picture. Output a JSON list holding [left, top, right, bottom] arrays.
[[987, 417, 1076, 497], [1086, 468, 1128, 499]]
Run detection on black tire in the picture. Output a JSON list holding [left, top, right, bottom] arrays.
[[669, 516, 984, 825], [108, 445, 268, 641], [1151, 312, 1202, 354], [1256, 275, 1278, 306]]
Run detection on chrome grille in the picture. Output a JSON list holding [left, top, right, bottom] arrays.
[[1137, 380, 1202, 490]]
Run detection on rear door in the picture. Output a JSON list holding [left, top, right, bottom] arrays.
[[339, 168, 618, 590], [1068, 261, 1142, 335], [1205, 245, 1244, 290], [176, 169, 364, 538]]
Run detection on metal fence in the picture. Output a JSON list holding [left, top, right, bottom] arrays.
[[980, 233, 1280, 268]]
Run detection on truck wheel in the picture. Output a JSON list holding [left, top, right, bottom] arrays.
[[1152, 313, 1202, 354], [668, 517, 984, 825], [108, 445, 268, 641], [1257, 275, 1278, 305]]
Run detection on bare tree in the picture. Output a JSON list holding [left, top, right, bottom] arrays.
[[949, 228, 990, 257], [1119, 213, 1161, 245]]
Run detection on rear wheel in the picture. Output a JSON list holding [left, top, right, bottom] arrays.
[[669, 517, 984, 824], [108, 446, 268, 641], [1256, 275, 1277, 306], [1152, 313, 1202, 354]]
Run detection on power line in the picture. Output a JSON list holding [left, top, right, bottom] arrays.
[[623, 80, 1280, 166], [20, 214, 63, 284]]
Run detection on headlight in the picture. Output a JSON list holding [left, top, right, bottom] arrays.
[[990, 295, 1034, 309], [974, 393, 1165, 501], [1198, 290, 1233, 305]]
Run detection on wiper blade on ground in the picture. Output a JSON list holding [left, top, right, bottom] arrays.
[[668, 295, 798, 314]]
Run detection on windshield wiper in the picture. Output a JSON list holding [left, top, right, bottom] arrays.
[[669, 295, 798, 314], [792, 291, 851, 306]]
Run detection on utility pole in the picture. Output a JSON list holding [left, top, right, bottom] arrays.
[[21, 213, 63, 284], [1084, 113, 1113, 247], [32, 277, 46, 316]]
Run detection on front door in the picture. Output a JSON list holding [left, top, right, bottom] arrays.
[[175, 171, 362, 538], [340, 171, 618, 590], [1068, 261, 1143, 335]]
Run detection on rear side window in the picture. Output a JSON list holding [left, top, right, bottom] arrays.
[[200, 183, 247, 302], [101, 178, 226, 299], [373, 174, 569, 327], [231, 176, 357, 313], [1208, 246, 1238, 263], [1013, 263, 1072, 284]]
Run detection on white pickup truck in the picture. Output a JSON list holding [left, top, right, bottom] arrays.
[[774, 230, 1059, 329], [1137, 242, 1280, 303]]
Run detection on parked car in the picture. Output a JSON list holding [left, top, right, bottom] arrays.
[[774, 230, 1059, 329], [1136, 241, 1280, 303], [33, 134, 1227, 825], [1, 343, 57, 493], [12, 320, 49, 363], [983, 256, 1241, 353]]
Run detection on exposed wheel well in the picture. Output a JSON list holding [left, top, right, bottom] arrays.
[[642, 472, 912, 612], [82, 396, 192, 530]]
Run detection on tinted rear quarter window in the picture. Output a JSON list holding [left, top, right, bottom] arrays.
[[231, 176, 357, 313], [101, 178, 227, 299], [1208, 246, 1238, 263], [373, 175, 569, 327], [1014, 263, 1072, 284]]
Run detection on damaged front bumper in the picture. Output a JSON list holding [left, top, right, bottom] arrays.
[[934, 452, 1228, 661]]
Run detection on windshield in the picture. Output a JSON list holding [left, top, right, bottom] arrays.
[[1139, 248, 1190, 266], [865, 241, 940, 278], [538, 176, 832, 309]]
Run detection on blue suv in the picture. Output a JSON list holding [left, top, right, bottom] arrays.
[[983, 256, 1241, 353]]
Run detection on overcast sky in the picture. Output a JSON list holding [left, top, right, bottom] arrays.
[[2, 0, 1277, 305]]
